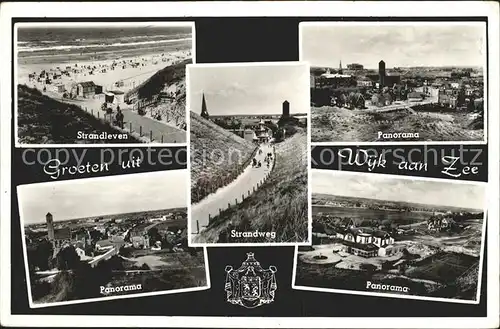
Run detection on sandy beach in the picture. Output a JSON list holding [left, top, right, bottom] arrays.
[[18, 49, 191, 95], [17, 45, 190, 143]]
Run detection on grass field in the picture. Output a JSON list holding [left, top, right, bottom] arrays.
[[405, 251, 478, 283], [17, 85, 140, 144], [190, 111, 257, 203], [130, 59, 190, 129], [198, 131, 309, 243]]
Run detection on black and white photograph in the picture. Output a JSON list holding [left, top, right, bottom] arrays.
[[18, 170, 209, 308], [15, 22, 193, 145], [293, 170, 486, 303], [302, 22, 487, 143], [187, 62, 311, 246]]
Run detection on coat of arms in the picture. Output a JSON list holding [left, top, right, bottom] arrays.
[[224, 252, 277, 308]]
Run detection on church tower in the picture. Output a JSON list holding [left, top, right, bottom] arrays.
[[200, 92, 210, 119], [46, 212, 54, 241]]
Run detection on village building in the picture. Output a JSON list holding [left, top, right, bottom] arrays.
[[336, 228, 402, 258], [71, 81, 103, 98], [106, 90, 125, 104], [255, 119, 271, 143], [95, 239, 115, 251], [407, 91, 424, 102], [356, 77, 373, 88], [243, 129, 257, 142], [52, 84, 66, 93], [427, 211, 457, 231]]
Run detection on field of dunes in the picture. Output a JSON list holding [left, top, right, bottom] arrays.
[[198, 130, 309, 243], [17, 85, 140, 144], [312, 106, 484, 142], [190, 111, 257, 203], [129, 59, 191, 129]]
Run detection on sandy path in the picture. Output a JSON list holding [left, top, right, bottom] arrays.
[[121, 107, 186, 143], [190, 144, 274, 235]]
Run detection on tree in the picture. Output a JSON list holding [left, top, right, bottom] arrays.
[[54, 246, 80, 270], [148, 227, 162, 246]]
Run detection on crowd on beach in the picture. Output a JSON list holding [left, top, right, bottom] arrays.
[[21, 49, 191, 95], [18, 49, 191, 132]]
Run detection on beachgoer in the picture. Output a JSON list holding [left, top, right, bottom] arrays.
[[115, 109, 124, 129]]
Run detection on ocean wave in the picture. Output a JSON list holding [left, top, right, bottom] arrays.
[[18, 37, 192, 53]]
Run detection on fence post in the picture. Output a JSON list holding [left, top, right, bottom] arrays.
[[129, 122, 132, 132], [161, 135, 164, 143], [208, 214, 211, 222], [228, 202, 230, 209], [196, 220, 200, 234], [140, 126, 143, 137], [97, 111, 100, 119], [235, 198, 238, 205], [91, 109, 94, 116], [150, 130, 153, 142], [242, 194, 244, 201]]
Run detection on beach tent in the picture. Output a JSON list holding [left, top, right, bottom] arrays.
[[105, 93, 115, 103]]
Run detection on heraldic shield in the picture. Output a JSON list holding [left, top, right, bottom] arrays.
[[224, 252, 277, 308]]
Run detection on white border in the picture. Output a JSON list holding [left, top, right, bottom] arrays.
[[1, 1, 498, 328], [185, 61, 312, 247], [300, 21, 489, 146], [13, 21, 195, 148], [292, 169, 488, 304], [16, 170, 211, 309]]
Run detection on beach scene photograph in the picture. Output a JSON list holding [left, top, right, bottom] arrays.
[[16, 22, 193, 145], [294, 170, 486, 303], [188, 62, 310, 245], [18, 170, 208, 307]]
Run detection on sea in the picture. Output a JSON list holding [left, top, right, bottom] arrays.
[[17, 25, 192, 61], [312, 205, 432, 225]]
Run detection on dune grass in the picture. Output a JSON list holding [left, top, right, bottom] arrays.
[[198, 131, 309, 243], [17, 84, 140, 144], [190, 112, 257, 203]]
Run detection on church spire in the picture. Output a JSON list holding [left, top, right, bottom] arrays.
[[339, 60, 343, 74], [200, 92, 209, 119]]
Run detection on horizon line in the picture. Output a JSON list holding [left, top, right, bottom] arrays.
[[313, 193, 483, 212], [24, 206, 187, 226]]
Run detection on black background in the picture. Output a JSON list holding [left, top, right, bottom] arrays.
[[312, 144, 488, 182], [11, 16, 488, 317]]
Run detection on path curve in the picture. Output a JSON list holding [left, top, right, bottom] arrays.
[[190, 143, 275, 235]]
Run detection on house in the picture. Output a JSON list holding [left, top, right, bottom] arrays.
[[357, 77, 373, 88], [51, 227, 72, 249], [371, 92, 393, 107], [407, 92, 423, 102], [52, 84, 66, 93], [108, 90, 125, 104], [244, 129, 256, 142], [336, 227, 399, 258], [131, 235, 150, 249], [71, 81, 98, 98], [95, 239, 114, 251], [74, 242, 91, 261]]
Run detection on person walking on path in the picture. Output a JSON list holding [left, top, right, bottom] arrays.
[[115, 107, 124, 129]]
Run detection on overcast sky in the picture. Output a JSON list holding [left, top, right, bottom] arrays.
[[188, 63, 310, 116], [301, 23, 486, 69], [18, 170, 187, 225], [313, 170, 485, 210]]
